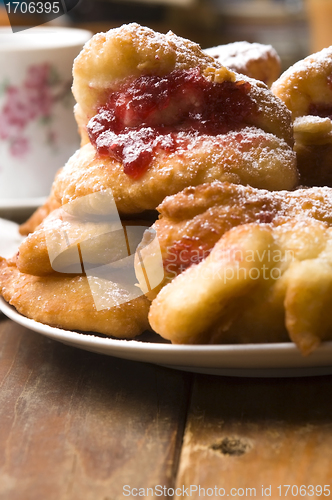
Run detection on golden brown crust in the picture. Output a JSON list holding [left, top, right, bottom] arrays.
[[272, 46, 332, 186], [204, 41, 281, 87], [73, 24, 294, 147], [52, 131, 297, 216], [0, 257, 150, 338], [152, 181, 332, 265], [148, 218, 332, 353], [17, 208, 151, 277], [137, 181, 332, 301], [149, 223, 288, 344], [271, 46, 332, 118], [292, 116, 332, 186], [73, 23, 218, 143], [144, 182, 332, 353]]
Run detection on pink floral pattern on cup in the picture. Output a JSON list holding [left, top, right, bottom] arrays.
[[0, 63, 72, 158]]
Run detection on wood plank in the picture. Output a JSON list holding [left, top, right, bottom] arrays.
[[176, 374, 332, 499], [0, 318, 192, 500]]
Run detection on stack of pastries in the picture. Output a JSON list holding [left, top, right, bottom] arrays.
[[1, 23, 332, 355]]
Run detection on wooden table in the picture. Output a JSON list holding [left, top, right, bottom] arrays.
[[1, 313, 332, 500]]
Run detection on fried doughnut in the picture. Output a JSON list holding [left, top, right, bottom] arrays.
[[272, 46, 332, 186], [20, 24, 297, 233], [204, 41, 281, 87], [6, 189, 155, 336], [148, 218, 332, 354], [135, 181, 332, 354], [138, 181, 332, 293], [271, 46, 332, 118], [19, 22, 297, 238], [73, 24, 292, 143], [0, 257, 150, 338], [16, 187, 153, 277], [69, 24, 297, 198], [73, 23, 218, 144]]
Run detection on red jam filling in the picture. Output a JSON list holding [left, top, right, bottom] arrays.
[[163, 238, 213, 275], [163, 208, 276, 273], [87, 67, 254, 179]]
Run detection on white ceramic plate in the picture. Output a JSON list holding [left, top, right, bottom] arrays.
[[2, 298, 332, 377], [1, 220, 332, 377]]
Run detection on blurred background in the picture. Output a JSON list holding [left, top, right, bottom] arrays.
[[1, 0, 332, 71]]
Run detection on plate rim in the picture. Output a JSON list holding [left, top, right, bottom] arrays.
[[1, 220, 332, 377], [2, 296, 332, 375], [0, 196, 47, 210]]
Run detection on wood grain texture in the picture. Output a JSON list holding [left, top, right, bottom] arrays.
[[0, 318, 191, 500], [175, 374, 332, 499]]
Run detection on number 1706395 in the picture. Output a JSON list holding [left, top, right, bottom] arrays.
[[5, 2, 61, 14]]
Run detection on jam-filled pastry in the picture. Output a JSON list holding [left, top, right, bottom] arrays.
[[0, 257, 150, 338], [272, 46, 332, 186], [51, 23, 297, 215], [19, 23, 297, 233], [53, 128, 296, 215], [141, 181, 332, 354], [2, 189, 154, 338], [138, 181, 332, 296], [204, 41, 281, 87]]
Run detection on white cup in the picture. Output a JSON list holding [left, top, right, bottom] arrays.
[[0, 26, 92, 201]]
